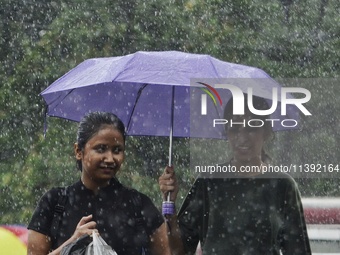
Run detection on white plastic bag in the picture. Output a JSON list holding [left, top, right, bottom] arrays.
[[85, 231, 118, 255]]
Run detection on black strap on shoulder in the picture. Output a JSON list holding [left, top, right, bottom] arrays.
[[51, 186, 69, 244]]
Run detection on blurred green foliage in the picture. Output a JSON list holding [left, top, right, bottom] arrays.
[[0, 0, 339, 224]]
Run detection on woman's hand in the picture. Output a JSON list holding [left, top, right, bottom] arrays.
[[70, 215, 97, 241], [159, 166, 179, 202], [27, 215, 97, 255]]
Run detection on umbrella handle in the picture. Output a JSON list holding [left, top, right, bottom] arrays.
[[164, 137, 175, 214], [162, 201, 175, 215]]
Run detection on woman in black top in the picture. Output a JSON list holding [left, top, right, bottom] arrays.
[[28, 112, 170, 255], [159, 95, 311, 255]]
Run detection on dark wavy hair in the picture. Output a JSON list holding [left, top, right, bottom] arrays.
[[223, 94, 273, 163], [76, 111, 126, 171]]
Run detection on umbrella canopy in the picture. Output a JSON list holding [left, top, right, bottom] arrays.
[[41, 51, 299, 140], [0, 226, 27, 255]]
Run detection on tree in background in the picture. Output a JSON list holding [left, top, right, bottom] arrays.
[[0, 0, 339, 224]]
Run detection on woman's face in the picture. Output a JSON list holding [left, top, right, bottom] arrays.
[[227, 112, 268, 165], [75, 125, 125, 188]]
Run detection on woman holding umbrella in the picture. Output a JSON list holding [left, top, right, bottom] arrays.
[[28, 112, 170, 255], [159, 95, 311, 255]]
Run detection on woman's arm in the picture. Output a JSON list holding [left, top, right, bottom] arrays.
[[165, 215, 186, 255], [159, 166, 186, 255], [149, 222, 172, 255], [27, 215, 97, 255], [149, 218, 186, 255], [27, 230, 80, 255], [27, 230, 51, 255]]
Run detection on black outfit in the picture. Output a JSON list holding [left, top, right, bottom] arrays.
[[28, 178, 164, 255], [178, 173, 311, 255]]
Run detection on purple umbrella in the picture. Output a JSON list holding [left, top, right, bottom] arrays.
[[41, 51, 298, 139], [41, 51, 300, 213]]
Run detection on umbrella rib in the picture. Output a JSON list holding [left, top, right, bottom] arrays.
[[46, 89, 75, 111], [207, 57, 222, 78], [43, 88, 75, 135], [126, 83, 148, 133]]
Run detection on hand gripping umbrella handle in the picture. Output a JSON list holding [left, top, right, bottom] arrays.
[[162, 131, 175, 215]]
